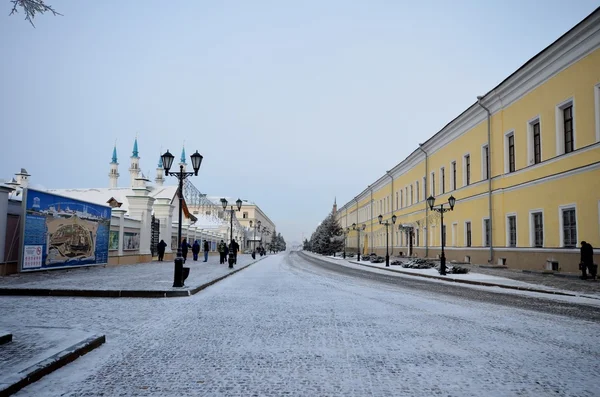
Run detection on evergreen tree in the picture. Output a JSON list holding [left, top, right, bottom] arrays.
[[309, 213, 344, 255]]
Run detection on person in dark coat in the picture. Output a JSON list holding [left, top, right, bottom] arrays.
[[181, 238, 191, 263], [157, 240, 167, 261], [230, 239, 239, 264], [581, 241, 595, 280], [218, 240, 226, 264], [192, 240, 200, 261], [203, 240, 210, 262]]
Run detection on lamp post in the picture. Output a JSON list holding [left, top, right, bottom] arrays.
[[426, 194, 456, 276], [378, 214, 397, 267], [220, 197, 242, 268], [352, 223, 366, 261], [161, 149, 203, 287], [252, 220, 261, 259]]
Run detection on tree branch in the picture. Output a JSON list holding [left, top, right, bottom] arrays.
[[9, 0, 62, 28]]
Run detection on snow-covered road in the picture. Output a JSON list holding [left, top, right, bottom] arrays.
[[5, 251, 599, 396]]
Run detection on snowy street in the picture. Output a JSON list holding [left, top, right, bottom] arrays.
[[4, 251, 600, 396]]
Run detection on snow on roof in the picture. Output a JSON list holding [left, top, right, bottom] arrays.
[[151, 185, 178, 200], [206, 196, 257, 206], [193, 212, 225, 228]]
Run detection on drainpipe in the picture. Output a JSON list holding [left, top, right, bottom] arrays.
[[477, 96, 494, 264], [418, 144, 429, 258], [386, 171, 394, 255]]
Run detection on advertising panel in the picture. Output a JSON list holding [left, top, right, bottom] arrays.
[[20, 188, 112, 272]]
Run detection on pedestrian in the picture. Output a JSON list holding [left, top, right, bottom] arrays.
[[230, 239, 239, 265], [157, 240, 167, 261], [218, 240, 226, 264], [580, 241, 596, 280], [192, 240, 200, 261], [181, 238, 190, 263], [203, 239, 210, 262]]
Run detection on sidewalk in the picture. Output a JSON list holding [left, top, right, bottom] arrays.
[[304, 252, 600, 301], [0, 254, 266, 298], [0, 326, 105, 396]]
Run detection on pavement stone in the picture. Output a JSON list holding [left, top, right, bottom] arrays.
[[0, 254, 265, 298], [0, 326, 104, 396]]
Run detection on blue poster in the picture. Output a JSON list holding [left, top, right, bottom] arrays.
[[21, 188, 112, 272]]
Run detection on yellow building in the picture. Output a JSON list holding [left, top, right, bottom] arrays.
[[337, 8, 600, 273]]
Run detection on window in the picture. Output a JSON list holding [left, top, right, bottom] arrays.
[[531, 212, 543, 248], [561, 207, 577, 247], [243, 212, 248, 219], [532, 122, 541, 164], [463, 155, 471, 186], [507, 215, 517, 247], [440, 167, 445, 194], [483, 218, 490, 247], [465, 222, 472, 247], [422, 177, 426, 201], [564, 106, 574, 154], [504, 131, 516, 173], [451, 161, 457, 190], [416, 229, 419, 246], [249, 220, 253, 227], [431, 172, 435, 197], [396, 192, 398, 210], [482, 145, 489, 179], [410, 185, 413, 205], [416, 181, 420, 202], [556, 99, 575, 155]]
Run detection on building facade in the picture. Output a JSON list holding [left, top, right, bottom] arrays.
[[336, 8, 600, 273]]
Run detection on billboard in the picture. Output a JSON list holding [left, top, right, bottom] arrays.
[[20, 188, 112, 272]]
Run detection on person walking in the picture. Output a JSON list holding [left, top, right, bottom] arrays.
[[157, 240, 167, 262], [581, 241, 596, 280], [218, 240, 226, 264], [181, 238, 191, 264], [230, 239, 239, 265], [192, 240, 200, 261], [203, 239, 210, 262]]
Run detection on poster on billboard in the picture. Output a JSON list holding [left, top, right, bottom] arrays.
[[20, 188, 112, 272]]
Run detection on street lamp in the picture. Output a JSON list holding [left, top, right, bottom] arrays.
[[352, 223, 366, 261], [220, 197, 242, 268], [427, 194, 456, 275], [162, 149, 203, 287], [252, 220, 261, 259], [378, 214, 397, 267]]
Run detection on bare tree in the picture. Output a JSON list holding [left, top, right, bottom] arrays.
[[9, 0, 61, 27]]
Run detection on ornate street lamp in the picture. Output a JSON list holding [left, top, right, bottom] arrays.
[[221, 197, 243, 268], [162, 149, 203, 287], [378, 214, 397, 267], [352, 223, 366, 261], [427, 194, 456, 275]]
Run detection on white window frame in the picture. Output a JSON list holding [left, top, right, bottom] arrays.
[[504, 130, 516, 174], [555, 97, 576, 155], [422, 177, 426, 201], [415, 181, 420, 203], [481, 144, 489, 180], [430, 172, 435, 197], [462, 154, 471, 187], [527, 115, 542, 166], [558, 203, 578, 248], [482, 217, 490, 247], [528, 209, 545, 248], [505, 213, 518, 248], [595, 84, 600, 142], [451, 222, 458, 247], [464, 220, 472, 247], [451, 161, 457, 190], [440, 167, 445, 194]]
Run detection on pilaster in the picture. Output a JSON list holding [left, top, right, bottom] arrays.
[[112, 208, 127, 257], [126, 187, 156, 256], [153, 197, 174, 253]]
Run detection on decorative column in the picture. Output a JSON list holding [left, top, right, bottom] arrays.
[[112, 208, 127, 257], [126, 186, 156, 256], [153, 198, 174, 254], [0, 186, 13, 264]]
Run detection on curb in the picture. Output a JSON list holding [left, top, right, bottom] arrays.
[[0, 257, 267, 299], [0, 334, 105, 397], [300, 253, 600, 301]]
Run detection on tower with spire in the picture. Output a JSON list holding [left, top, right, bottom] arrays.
[[109, 144, 119, 188], [155, 154, 165, 186], [179, 145, 187, 172], [129, 137, 141, 187], [332, 197, 337, 215]]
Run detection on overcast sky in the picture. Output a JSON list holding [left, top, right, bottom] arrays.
[[1, 0, 598, 244]]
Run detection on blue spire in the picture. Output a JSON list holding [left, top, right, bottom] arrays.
[[132, 138, 139, 158], [180, 146, 186, 164], [158, 154, 163, 168], [111, 145, 118, 163]]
